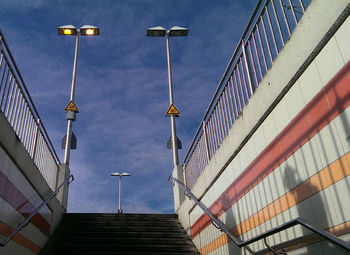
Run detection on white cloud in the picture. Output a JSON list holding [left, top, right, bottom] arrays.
[[1, 0, 48, 9]]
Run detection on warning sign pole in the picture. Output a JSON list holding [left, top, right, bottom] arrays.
[[147, 26, 188, 168], [165, 33, 180, 167], [63, 32, 80, 165]]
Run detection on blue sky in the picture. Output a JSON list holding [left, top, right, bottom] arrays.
[[0, 0, 256, 213]]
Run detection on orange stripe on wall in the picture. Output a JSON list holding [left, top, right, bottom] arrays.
[[191, 61, 350, 239], [200, 152, 350, 254], [202, 221, 350, 255], [0, 221, 41, 254]]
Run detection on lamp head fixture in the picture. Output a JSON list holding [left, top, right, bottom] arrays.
[[111, 172, 131, 177], [57, 25, 77, 36], [146, 26, 189, 37], [80, 25, 100, 36], [58, 25, 100, 36]]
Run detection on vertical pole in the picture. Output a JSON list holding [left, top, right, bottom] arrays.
[[252, 32, 264, 79], [241, 40, 254, 96], [271, 0, 285, 46], [70, 32, 80, 101], [64, 32, 80, 165], [279, 0, 291, 36], [31, 118, 40, 159], [118, 176, 122, 213], [165, 32, 179, 167], [202, 121, 210, 163], [288, 0, 298, 25]]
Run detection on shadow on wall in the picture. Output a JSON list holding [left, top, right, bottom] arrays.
[[284, 165, 327, 254], [220, 163, 328, 255], [283, 166, 348, 255], [225, 209, 256, 255]]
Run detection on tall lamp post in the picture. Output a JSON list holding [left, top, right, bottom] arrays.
[[111, 172, 130, 214], [146, 26, 189, 167], [57, 25, 100, 165]]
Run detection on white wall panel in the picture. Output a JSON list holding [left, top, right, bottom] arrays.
[[315, 37, 346, 87], [298, 61, 324, 103], [335, 16, 350, 64]]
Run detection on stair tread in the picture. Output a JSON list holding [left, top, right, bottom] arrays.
[[39, 213, 199, 255]]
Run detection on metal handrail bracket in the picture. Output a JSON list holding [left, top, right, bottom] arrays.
[[169, 176, 350, 253], [0, 174, 74, 247]]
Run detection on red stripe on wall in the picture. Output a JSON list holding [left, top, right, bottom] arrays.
[[191, 61, 350, 238], [0, 171, 51, 236], [0, 221, 41, 253]]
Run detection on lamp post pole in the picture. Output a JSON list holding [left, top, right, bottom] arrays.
[[64, 32, 80, 165], [58, 25, 99, 165], [111, 172, 130, 214], [118, 175, 122, 213], [146, 26, 188, 168], [165, 32, 179, 167]]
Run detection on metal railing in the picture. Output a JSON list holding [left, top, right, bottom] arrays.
[[0, 29, 60, 190], [169, 176, 350, 254], [183, 0, 311, 189], [0, 174, 74, 247]]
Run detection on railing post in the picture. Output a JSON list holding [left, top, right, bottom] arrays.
[[241, 39, 254, 96], [183, 163, 188, 187], [202, 121, 211, 163], [30, 118, 40, 159]]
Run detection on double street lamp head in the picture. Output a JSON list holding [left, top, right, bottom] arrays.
[[57, 25, 100, 36], [146, 26, 189, 37], [111, 172, 131, 177]]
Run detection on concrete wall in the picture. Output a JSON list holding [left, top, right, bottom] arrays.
[[177, 1, 350, 254], [0, 110, 68, 254]]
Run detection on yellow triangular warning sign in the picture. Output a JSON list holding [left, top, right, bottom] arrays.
[[65, 100, 79, 112], [166, 104, 180, 116]]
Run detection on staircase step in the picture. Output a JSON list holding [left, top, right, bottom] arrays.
[[56, 230, 187, 239], [49, 237, 193, 245], [53, 244, 198, 252], [58, 227, 186, 234], [39, 213, 200, 255], [63, 213, 178, 219], [47, 252, 198, 255]]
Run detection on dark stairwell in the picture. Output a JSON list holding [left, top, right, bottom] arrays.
[[39, 213, 200, 255]]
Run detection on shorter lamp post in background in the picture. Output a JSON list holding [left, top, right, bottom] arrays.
[[111, 172, 130, 214]]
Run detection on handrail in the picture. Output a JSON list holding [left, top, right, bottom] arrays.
[[169, 176, 243, 246], [169, 176, 350, 253], [182, 0, 268, 164], [183, 0, 312, 190], [0, 29, 60, 164], [0, 29, 61, 190], [0, 174, 74, 247]]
